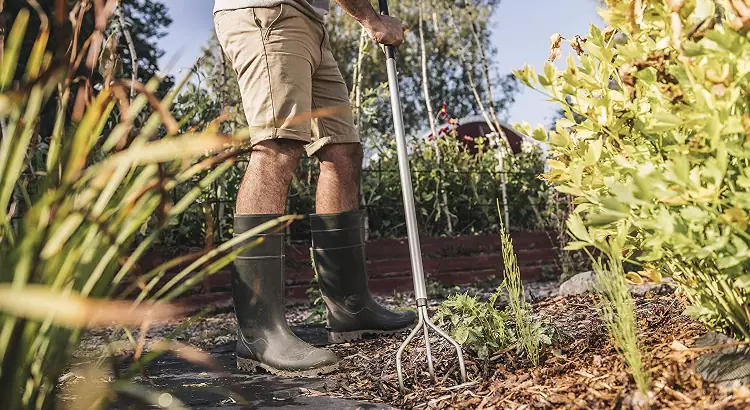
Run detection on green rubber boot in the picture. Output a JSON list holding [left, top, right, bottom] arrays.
[[232, 214, 339, 376], [310, 210, 417, 343]]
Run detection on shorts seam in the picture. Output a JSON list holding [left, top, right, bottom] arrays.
[[251, 129, 310, 146], [316, 134, 359, 142], [264, 4, 284, 40], [305, 136, 360, 157], [255, 9, 278, 135], [311, 98, 330, 142], [315, 24, 326, 71]]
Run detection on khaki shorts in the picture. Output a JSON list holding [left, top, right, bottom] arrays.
[[214, 5, 359, 156]]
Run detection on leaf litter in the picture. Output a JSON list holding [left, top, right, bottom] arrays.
[[321, 294, 750, 409], [72, 285, 750, 408]]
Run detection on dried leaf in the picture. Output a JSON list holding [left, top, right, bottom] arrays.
[[570, 35, 586, 56], [671, 340, 689, 351], [627, 0, 644, 33], [625, 272, 645, 285], [548, 33, 563, 62], [151, 341, 223, 373], [640, 265, 663, 283]]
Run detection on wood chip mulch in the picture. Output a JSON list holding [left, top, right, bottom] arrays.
[[322, 294, 750, 409]]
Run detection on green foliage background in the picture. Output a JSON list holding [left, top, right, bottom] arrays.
[[160, 3, 553, 248]]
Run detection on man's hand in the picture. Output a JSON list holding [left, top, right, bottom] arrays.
[[333, 0, 405, 47], [362, 15, 405, 47]]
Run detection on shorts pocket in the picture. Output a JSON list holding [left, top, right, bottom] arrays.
[[252, 5, 285, 39], [212, 10, 232, 32]]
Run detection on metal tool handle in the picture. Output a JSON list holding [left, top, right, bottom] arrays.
[[377, 0, 428, 303], [377, 0, 397, 60], [378, 2, 467, 389]]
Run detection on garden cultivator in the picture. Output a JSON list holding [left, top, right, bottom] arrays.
[[378, 0, 467, 393]]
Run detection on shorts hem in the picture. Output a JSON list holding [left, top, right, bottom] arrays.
[[305, 136, 360, 156], [249, 128, 311, 147]]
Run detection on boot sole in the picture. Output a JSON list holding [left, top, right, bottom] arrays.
[[328, 325, 414, 343], [237, 356, 339, 377]]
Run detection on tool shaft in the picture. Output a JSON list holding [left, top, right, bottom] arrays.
[[384, 56, 428, 301], [380, 0, 467, 392], [379, 0, 426, 301]]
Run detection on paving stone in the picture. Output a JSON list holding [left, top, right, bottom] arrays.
[[73, 325, 394, 409]]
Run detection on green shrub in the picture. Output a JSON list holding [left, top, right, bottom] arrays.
[[364, 133, 550, 238], [434, 218, 553, 362], [156, 131, 552, 247], [514, 0, 750, 340], [434, 287, 553, 363]]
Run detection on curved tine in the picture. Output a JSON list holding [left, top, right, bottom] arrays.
[[397, 311, 425, 393], [425, 315, 468, 383], [420, 306, 436, 381]]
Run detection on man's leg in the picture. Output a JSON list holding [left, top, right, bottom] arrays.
[[214, 5, 339, 376], [307, 32, 416, 343], [314, 143, 363, 214], [231, 139, 340, 376], [236, 140, 304, 214]]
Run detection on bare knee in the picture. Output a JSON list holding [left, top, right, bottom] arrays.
[[317, 143, 363, 172], [248, 140, 304, 183]]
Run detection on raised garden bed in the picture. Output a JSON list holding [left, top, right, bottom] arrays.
[[126, 232, 560, 301]]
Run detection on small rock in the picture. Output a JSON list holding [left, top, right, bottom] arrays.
[[625, 390, 652, 410], [58, 372, 77, 384], [558, 271, 597, 297]]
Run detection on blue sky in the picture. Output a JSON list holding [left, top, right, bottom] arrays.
[[156, 0, 603, 128]]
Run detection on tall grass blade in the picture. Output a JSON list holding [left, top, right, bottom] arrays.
[[0, 86, 42, 212], [593, 254, 651, 400], [497, 200, 540, 365], [0, 285, 184, 327], [0, 9, 30, 90]]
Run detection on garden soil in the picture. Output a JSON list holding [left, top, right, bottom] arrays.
[[324, 293, 750, 409], [73, 284, 750, 409]]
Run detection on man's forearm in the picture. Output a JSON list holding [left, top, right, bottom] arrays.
[[334, 0, 381, 28], [335, 0, 404, 46]]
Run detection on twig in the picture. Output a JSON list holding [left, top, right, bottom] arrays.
[[439, 380, 479, 392], [427, 394, 453, 406], [489, 343, 518, 361], [352, 26, 370, 240], [685, 340, 750, 353], [0, 0, 5, 71], [663, 385, 694, 404], [216, 47, 229, 240], [115, 3, 137, 99], [417, 0, 452, 234], [446, 7, 509, 227], [418, 0, 439, 162]]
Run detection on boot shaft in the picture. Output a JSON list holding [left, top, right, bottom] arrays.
[[231, 214, 341, 373], [310, 210, 417, 338], [310, 210, 370, 305], [232, 214, 286, 337]]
